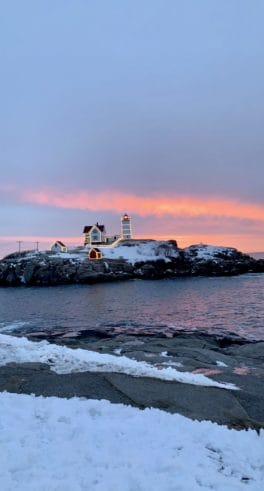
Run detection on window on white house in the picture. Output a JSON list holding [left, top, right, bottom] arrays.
[[92, 231, 100, 240]]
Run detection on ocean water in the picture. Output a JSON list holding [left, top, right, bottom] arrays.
[[0, 274, 263, 341]]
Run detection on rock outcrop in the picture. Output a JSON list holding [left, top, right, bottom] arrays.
[[1, 332, 264, 429], [0, 242, 263, 286]]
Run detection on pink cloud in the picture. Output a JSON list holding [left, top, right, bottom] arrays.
[[1, 185, 264, 253], [14, 187, 264, 223]]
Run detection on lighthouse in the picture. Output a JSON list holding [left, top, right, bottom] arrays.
[[121, 213, 132, 240]]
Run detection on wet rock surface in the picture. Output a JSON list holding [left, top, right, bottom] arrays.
[[1, 333, 263, 430]]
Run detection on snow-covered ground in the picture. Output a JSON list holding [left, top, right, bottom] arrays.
[[97, 242, 240, 264], [0, 392, 263, 491], [100, 241, 179, 264], [0, 333, 237, 389], [184, 244, 237, 261], [3, 241, 178, 265], [0, 333, 262, 490], [3, 250, 87, 262], [3, 242, 245, 266], [50, 252, 86, 260], [52, 243, 239, 264]]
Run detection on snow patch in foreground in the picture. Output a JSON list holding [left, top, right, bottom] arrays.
[[0, 333, 237, 389], [0, 392, 263, 491]]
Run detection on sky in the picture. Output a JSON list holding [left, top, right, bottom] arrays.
[[0, 0, 264, 257]]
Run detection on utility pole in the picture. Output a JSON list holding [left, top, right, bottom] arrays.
[[17, 240, 22, 253], [35, 241, 39, 251]]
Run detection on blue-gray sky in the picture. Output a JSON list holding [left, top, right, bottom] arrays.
[[0, 0, 264, 255]]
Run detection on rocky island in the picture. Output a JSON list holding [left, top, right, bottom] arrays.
[[0, 240, 263, 286]]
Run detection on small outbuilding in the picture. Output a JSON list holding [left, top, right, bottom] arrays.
[[88, 247, 102, 260], [50, 241, 67, 253]]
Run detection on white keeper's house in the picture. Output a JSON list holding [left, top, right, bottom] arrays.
[[83, 214, 132, 246], [83, 223, 106, 246]]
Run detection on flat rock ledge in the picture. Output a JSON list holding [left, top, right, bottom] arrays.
[[1, 333, 264, 431], [0, 243, 263, 286]]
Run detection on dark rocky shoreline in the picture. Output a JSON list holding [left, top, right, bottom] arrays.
[[1, 332, 264, 430], [0, 242, 263, 286]]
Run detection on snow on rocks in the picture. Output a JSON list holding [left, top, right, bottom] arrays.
[[100, 240, 179, 264], [0, 392, 263, 491], [0, 333, 238, 389], [184, 244, 239, 261]]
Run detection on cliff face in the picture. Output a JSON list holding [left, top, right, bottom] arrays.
[[0, 255, 134, 286], [0, 242, 263, 286]]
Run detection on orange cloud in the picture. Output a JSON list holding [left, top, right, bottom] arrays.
[[18, 187, 264, 223], [1, 185, 264, 253]]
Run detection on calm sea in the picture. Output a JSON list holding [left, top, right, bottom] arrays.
[[0, 275, 263, 341]]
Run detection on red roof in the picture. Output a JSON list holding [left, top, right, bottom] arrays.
[[55, 241, 66, 247], [83, 224, 105, 233]]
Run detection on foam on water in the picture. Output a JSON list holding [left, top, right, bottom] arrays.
[[0, 321, 30, 333]]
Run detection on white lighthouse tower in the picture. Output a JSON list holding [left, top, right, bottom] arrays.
[[121, 213, 132, 240]]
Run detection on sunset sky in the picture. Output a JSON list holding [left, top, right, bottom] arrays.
[[1, 0, 264, 257]]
